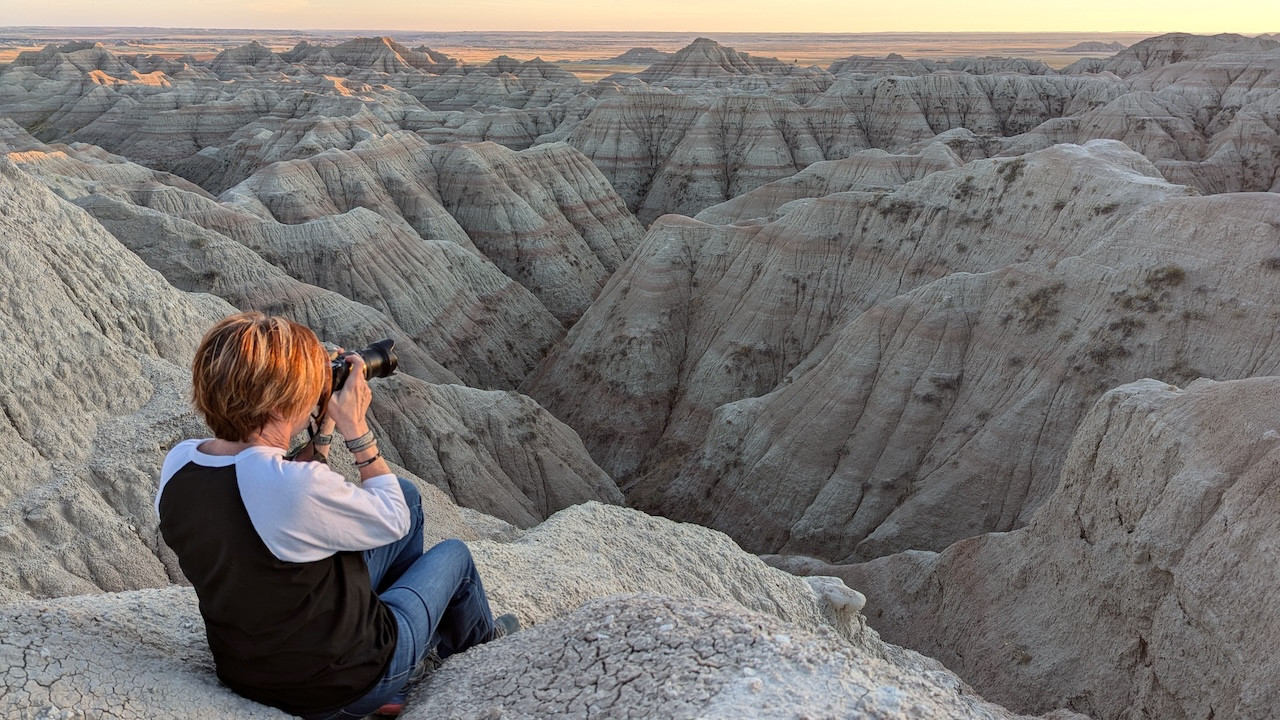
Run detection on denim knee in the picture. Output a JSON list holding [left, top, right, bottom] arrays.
[[432, 538, 470, 561]]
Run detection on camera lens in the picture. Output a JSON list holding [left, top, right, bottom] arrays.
[[331, 338, 398, 391], [359, 338, 398, 381]]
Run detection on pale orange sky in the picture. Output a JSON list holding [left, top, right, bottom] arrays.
[[4, 0, 1278, 33]]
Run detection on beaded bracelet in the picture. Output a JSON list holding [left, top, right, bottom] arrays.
[[345, 430, 377, 453]]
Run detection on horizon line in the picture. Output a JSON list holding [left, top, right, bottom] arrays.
[[4, 25, 1269, 36]]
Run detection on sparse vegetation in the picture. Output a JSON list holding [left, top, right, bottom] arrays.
[[1144, 265, 1186, 289], [1114, 265, 1187, 313], [916, 391, 943, 407], [880, 198, 916, 222], [1087, 338, 1130, 367], [1107, 316, 1145, 338], [1014, 282, 1065, 332], [916, 373, 963, 407], [931, 374, 962, 393], [996, 157, 1026, 184]]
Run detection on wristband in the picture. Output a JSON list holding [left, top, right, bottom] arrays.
[[345, 430, 377, 452], [355, 452, 381, 469], [313, 433, 334, 447]]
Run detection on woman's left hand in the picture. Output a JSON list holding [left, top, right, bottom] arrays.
[[314, 346, 345, 436]]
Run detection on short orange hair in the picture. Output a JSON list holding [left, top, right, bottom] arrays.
[[192, 312, 330, 442]]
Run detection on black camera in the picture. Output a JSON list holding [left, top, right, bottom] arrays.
[[331, 338, 398, 391]]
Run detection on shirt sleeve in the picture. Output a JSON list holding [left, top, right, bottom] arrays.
[[237, 451, 411, 563]]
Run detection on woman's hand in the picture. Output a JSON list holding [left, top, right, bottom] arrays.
[[327, 353, 372, 439], [314, 345, 344, 437], [328, 354, 391, 479]]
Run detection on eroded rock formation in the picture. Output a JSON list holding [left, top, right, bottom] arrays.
[[1063, 32, 1280, 76], [0, 139, 624, 598], [0, 156, 227, 604], [4, 122, 642, 386], [526, 140, 1280, 561], [6, 28, 1280, 720], [9, 32, 1280, 227], [776, 377, 1280, 720]]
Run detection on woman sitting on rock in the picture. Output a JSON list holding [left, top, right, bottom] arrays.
[[155, 312, 517, 719]]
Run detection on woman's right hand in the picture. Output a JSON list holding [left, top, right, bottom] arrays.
[[327, 354, 372, 439]]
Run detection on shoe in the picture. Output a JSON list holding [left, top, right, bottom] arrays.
[[374, 690, 405, 717], [489, 613, 520, 642], [409, 647, 443, 682]]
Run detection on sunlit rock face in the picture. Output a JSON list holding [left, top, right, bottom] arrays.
[[281, 36, 459, 74], [1062, 31, 1280, 76], [634, 37, 834, 95], [829, 54, 1056, 77]]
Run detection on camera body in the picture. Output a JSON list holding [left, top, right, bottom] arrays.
[[331, 338, 398, 391]]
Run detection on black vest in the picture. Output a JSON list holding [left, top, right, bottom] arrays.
[[158, 461, 397, 715]]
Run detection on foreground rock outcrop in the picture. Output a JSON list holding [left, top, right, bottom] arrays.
[[408, 593, 1045, 720], [777, 377, 1280, 719], [1, 499, 1063, 719]]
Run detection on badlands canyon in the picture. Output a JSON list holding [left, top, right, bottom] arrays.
[[3, 29, 1280, 718]]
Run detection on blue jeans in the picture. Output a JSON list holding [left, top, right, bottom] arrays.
[[303, 478, 496, 720]]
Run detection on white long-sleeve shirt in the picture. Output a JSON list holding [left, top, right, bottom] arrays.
[[156, 439, 410, 563]]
